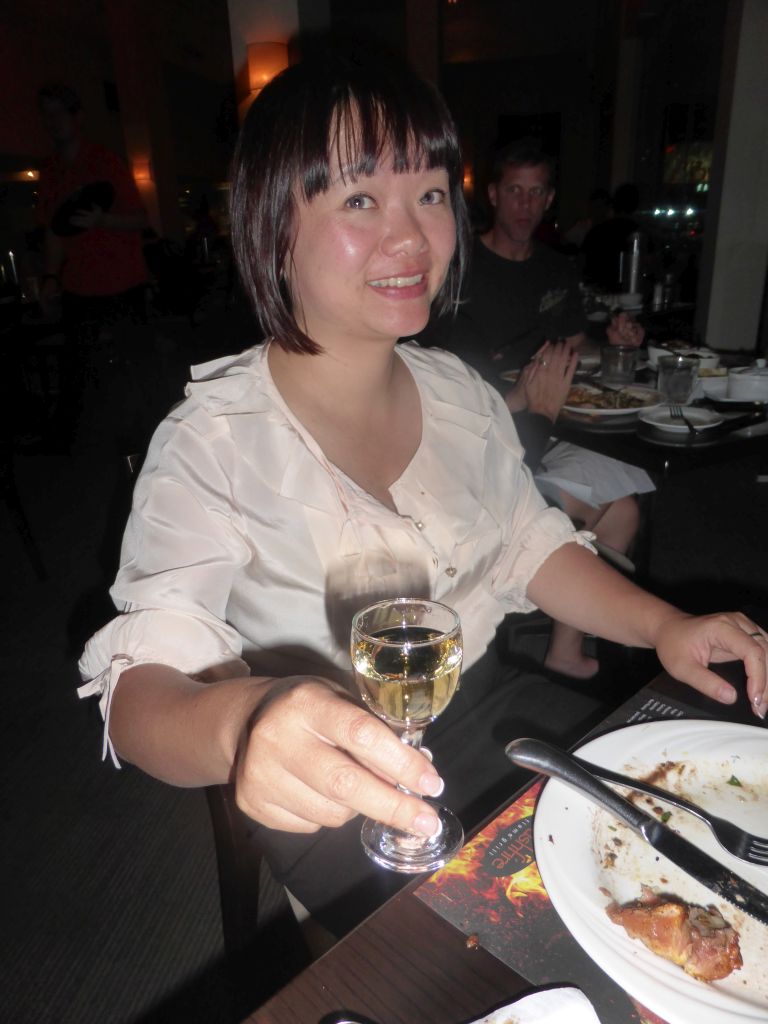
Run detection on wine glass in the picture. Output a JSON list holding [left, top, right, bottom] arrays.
[[350, 597, 464, 873]]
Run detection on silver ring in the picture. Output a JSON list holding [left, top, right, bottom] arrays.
[[749, 631, 763, 638]]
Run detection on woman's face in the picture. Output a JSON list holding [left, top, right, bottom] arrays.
[[286, 150, 456, 353]]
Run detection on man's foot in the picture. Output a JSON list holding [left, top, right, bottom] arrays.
[[544, 651, 600, 680]]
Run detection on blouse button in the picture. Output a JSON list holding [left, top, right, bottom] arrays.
[[444, 566, 457, 578], [414, 520, 424, 531]]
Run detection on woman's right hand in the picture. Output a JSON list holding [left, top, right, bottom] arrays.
[[233, 677, 445, 835]]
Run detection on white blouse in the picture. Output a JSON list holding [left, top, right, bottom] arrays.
[[78, 341, 594, 763]]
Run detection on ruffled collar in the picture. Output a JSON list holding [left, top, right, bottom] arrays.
[[185, 341, 495, 540]]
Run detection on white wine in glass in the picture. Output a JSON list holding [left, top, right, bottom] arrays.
[[351, 598, 464, 873]]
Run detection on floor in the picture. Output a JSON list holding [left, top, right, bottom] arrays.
[[2, 299, 767, 1022]]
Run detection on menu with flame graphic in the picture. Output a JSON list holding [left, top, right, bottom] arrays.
[[416, 780, 670, 1024]]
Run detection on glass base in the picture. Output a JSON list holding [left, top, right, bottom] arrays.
[[360, 802, 464, 874]]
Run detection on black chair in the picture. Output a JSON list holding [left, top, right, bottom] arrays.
[[123, 453, 311, 1009], [205, 785, 311, 1012]]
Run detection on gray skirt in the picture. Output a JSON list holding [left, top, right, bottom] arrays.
[[536, 441, 655, 509]]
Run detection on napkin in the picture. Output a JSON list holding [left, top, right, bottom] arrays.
[[469, 987, 601, 1024]]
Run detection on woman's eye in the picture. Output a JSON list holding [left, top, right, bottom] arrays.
[[345, 193, 375, 210], [420, 188, 447, 206]]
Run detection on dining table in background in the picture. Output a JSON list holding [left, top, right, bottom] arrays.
[[245, 654, 766, 1024], [552, 406, 768, 478], [544, 353, 768, 582]]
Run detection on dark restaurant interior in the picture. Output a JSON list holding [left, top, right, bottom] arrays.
[[2, 1, 768, 1022]]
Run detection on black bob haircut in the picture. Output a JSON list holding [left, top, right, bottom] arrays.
[[230, 48, 470, 355]]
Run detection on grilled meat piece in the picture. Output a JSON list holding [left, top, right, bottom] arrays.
[[606, 887, 742, 981]]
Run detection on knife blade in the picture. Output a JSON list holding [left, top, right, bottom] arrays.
[[506, 737, 768, 927]]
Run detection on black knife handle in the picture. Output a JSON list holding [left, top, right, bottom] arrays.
[[506, 737, 654, 832]]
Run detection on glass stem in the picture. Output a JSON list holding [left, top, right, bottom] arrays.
[[397, 727, 427, 798]]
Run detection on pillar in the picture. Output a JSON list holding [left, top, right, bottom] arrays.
[[105, 0, 185, 240], [695, 0, 768, 353]]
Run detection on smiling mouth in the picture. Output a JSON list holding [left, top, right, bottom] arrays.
[[368, 273, 425, 289]]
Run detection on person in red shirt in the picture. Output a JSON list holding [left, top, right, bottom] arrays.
[[37, 84, 148, 315], [36, 83, 150, 448]]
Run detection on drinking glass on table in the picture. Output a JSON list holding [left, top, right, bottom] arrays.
[[657, 354, 699, 404], [351, 598, 464, 873], [600, 345, 638, 387]]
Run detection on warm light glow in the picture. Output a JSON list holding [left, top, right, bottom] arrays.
[[132, 157, 153, 183], [0, 169, 40, 183], [247, 42, 289, 93]]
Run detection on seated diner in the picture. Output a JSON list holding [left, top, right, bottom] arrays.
[[78, 48, 768, 938]]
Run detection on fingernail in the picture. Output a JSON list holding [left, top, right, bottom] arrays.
[[757, 701, 767, 720], [413, 812, 441, 837], [718, 685, 737, 704], [419, 772, 445, 797]]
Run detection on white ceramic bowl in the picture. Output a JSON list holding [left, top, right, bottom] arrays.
[[683, 347, 720, 370], [647, 343, 719, 370], [727, 365, 768, 402]]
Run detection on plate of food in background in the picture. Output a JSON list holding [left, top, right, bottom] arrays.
[[562, 384, 662, 419]]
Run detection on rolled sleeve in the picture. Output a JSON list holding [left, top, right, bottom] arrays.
[[78, 411, 251, 764], [492, 507, 596, 612], [78, 609, 249, 766]]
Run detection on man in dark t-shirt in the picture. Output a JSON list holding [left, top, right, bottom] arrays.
[[420, 140, 651, 680], [448, 234, 587, 376]]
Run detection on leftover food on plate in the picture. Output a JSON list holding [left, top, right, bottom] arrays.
[[605, 886, 742, 982], [698, 367, 727, 377], [565, 385, 655, 410]]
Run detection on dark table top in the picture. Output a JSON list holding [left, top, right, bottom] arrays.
[[552, 411, 768, 477], [245, 666, 764, 1024]]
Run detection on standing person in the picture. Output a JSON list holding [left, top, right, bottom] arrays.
[[78, 50, 767, 939], [561, 187, 612, 252], [36, 83, 149, 448], [421, 139, 651, 678], [581, 181, 641, 290]]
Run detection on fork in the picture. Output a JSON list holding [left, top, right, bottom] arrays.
[[669, 403, 698, 436], [574, 755, 768, 865]]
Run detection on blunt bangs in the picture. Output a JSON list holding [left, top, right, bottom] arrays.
[[231, 50, 469, 355]]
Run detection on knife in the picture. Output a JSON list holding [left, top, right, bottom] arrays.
[[712, 408, 767, 435], [505, 737, 768, 927]]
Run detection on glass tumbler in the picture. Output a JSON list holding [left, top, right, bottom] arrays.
[[657, 355, 699, 404], [601, 345, 638, 387]]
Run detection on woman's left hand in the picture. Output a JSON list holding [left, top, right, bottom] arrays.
[[607, 311, 644, 348], [654, 612, 768, 718]]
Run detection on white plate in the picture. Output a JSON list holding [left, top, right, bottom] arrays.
[[639, 407, 724, 433], [534, 720, 768, 1024], [562, 384, 662, 418]]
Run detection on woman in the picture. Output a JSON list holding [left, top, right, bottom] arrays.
[[79, 50, 766, 935]]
